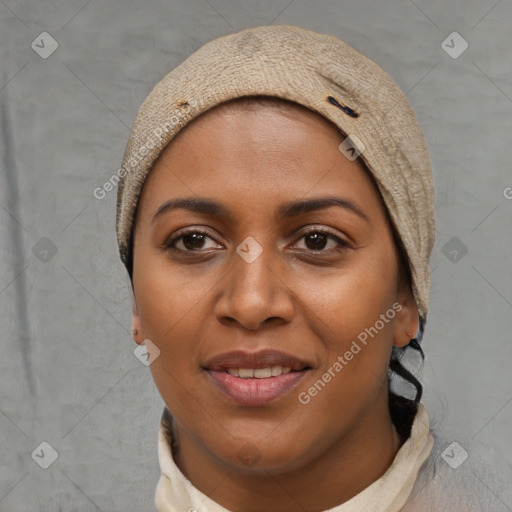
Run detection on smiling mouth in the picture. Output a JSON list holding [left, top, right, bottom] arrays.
[[205, 368, 311, 406], [203, 349, 313, 406]]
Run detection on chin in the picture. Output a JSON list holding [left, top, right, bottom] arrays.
[[206, 436, 313, 475]]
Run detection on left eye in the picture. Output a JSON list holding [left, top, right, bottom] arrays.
[[292, 230, 350, 252]]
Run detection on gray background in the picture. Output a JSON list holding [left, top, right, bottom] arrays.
[[1, 0, 511, 510]]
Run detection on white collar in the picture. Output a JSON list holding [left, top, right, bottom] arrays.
[[155, 403, 434, 512]]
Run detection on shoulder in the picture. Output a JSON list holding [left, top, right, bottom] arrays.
[[402, 429, 512, 511]]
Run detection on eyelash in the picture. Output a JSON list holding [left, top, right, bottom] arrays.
[[163, 226, 351, 256]]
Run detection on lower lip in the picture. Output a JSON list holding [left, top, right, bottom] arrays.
[[206, 370, 310, 406]]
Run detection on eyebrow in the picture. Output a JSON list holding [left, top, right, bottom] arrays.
[[151, 196, 370, 225]]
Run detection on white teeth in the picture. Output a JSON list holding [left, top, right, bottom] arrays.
[[254, 367, 272, 378], [271, 365, 281, 376], [226, 366, 292, 378]]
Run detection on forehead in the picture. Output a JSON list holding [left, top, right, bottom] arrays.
[[137, 96, 385, 219], [196, 96, 345, 141], [147, 97, 351, 175], [155, 96, 345, 160]]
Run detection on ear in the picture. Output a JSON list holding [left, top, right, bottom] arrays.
[[393, 284, 420, 348], [130, 279, 145, 346]]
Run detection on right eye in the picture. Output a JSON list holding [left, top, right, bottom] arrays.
[[164, 229, 224, 253]]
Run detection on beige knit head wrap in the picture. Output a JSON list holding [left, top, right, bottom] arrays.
[[116, 24, 435, 320]]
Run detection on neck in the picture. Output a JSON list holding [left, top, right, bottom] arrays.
[[169, 393, 404, 512]]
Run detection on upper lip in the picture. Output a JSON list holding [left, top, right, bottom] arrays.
[[203, 349, 312, 371]]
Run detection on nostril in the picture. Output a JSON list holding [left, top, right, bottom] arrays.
[[327, 95, 360, 119]]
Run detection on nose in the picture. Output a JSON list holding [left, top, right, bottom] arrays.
[[213, 243, 295, 331]]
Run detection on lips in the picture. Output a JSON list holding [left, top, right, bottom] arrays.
[[203, 349, 311, 372], [203, 349, 312, 406]]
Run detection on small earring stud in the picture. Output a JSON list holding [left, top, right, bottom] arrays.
[[131, 328, 138, 335]]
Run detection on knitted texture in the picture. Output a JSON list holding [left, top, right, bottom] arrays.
[[115, 24, 435, 319]]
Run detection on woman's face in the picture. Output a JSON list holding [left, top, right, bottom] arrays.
[[131, 100, 418, 474]]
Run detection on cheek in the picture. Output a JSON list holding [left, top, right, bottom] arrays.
[[134, 254, 227, 406], [295, 277, 397, 434], [137, 280, 208, 368], [296, 253, 399, 400], [302, 251, 399, 343], [135, 246, 217, 337], [142, 292, 208, 423]]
